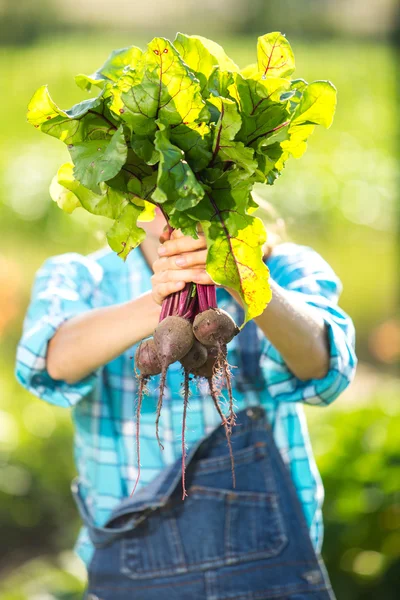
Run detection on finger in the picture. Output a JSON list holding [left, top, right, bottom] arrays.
[[153, 250, 208, 273], [158, 235, 206, 257], [173, 249, 207, 268], [154, 268, 212, 285], [154, 281, 186, 305], [159, 227, 172, 244], [157, 268, 201, 283], [171, 229, 184, 240]]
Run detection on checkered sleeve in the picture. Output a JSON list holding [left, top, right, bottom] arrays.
[[263, 244, 357, 406], [15, 253, 103, 408]]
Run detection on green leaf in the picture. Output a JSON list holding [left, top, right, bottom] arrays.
[[27, 85, 117, 145], [192, 35, 239, 72], [173, 33, 219, 95], [276, 81, 337, 168], [255, 142, 285, 184], [130, 134, 159, 165], [75, 46, 143, 92], [193, 177, 271, 324], [30, 31, 337, 316], [208, 68, 235, 98], [167, 208, 199, 238], [288, 78, 308, 109], [208, 97, 257, 175], [27, 85, 69, 125], [57, 162, 126, 219], [228, 73, 291, 146], [49, 164, 81, 213], [291, 80, 337, 128], [257, 32, 295, 79], [152, 125, 205, 211], [173, 33, 238, 97], [109, 38, 208, 135], [181, 170, 271, 322], [205, 214, 271, 324], [170, 122, 212, 172], [69, 125, 128, 193], [107, 149, 156, 196], [106, 202, 146, 259]]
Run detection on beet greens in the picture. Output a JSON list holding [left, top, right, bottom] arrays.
[[28, 31, 337, 498]]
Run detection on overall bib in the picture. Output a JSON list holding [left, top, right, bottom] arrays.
[[73, 406, 336, 600]]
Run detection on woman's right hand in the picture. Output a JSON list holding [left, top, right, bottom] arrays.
[[151, 229, 212, 306]]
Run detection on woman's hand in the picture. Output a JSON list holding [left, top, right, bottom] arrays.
[[151, 229, 213, 306]]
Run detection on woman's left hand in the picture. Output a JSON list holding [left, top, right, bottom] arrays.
[[152, 228, 214, 289]]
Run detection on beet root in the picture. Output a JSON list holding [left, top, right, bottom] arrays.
[[130, 376, 145, 497], [180, 339, 208, 372], [193, 308, 239, 348], [135, 339, 162, 376], [181, 370, 190, 499], [209, 376, 236, 488], [154, 316, 194, 452], [154, 316, 195, 366], [191, 346, 219, 379]]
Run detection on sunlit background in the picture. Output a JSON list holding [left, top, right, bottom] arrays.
[[1, 0, 400, 598]]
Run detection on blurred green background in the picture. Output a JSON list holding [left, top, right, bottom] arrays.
[[1, 0, 400, 598]]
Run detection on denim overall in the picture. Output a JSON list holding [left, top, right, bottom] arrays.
[[73, 407, 336, 600]]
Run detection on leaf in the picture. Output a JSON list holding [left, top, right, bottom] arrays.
[[170, 122, 212, 172], [49, 164, 81, 213], [208, 97, 257, 175], [204, 214, 271, 324], [288, 78, 308, 109], [291, 80, 337, 128], [173, 33, 238, 96], [75, 46, 143, 92], [109, 38, 208, 136], [57, 162, 127, 219], [276, 81, 337, 168], [27, 85, 68, 125], [177, 169, 270, 321], [106, 202, 146, 259], [196, 181, 270, 324], [208, 68, 235, 98], [27, 85, 117, 145], [107, 149, 155, 196], [192, 35, 239, 72], [130, 134, 159, 165], [257, 32, 295, 79], [137, 201, 156, 222], [152, 125, 205, 211], [255, 142, 284, 184], [228, 73, 291, 146], [173, 33, 219, 95], [69, 125, 128, 193]]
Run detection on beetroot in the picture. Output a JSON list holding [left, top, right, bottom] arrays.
[[135, 339, 162, 376], [180, 339, 208, 372], [153, 316, 194, 449], [192, 345, 219, 378], [193, 308, 239, 347], [193, 310, 237, 431], [130, 237, 240, 499], [154, 315, 194, 366]]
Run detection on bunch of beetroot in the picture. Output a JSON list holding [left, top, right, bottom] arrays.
[[134, 273, 239, 498]]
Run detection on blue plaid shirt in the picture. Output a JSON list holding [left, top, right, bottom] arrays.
[[15, 242, 357, 567]]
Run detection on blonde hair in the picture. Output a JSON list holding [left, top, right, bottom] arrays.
[[251, 191, 286, 259]]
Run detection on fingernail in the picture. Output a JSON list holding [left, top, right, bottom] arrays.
[[158, 246, 166, 255], [175, 257, 186, 267]]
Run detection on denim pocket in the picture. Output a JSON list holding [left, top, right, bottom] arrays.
[[120, 443, 287, 579]]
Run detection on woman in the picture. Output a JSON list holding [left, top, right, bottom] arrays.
[[16, 206, 356, 599]]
